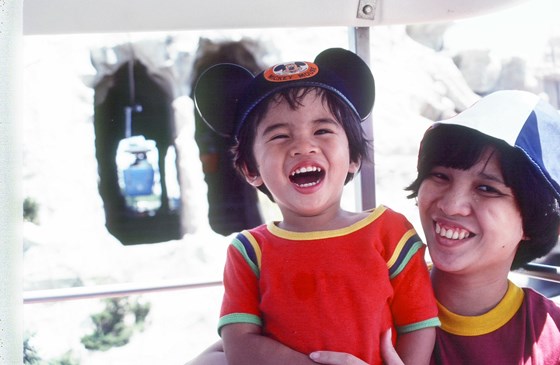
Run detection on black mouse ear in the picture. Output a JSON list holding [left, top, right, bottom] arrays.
[[314, 48, 375, 120], [194, 63, 255, 138]]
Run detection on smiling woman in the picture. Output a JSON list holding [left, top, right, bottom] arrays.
[[406, 90, 560, 364], [417, 144, 525, 274]]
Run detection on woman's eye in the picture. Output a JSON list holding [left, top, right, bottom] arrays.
[[477, 184, 503, 195], [315, 129, 333, 135], [429, 172, 448, 181]]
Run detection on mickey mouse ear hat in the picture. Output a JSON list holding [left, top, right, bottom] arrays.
[[193, 47, 375, 139], [430, 90, 560, 201]]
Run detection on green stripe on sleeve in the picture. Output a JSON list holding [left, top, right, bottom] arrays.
[[231, 239, 260, 278], [389, 241, 423, 279], [397, 317, 441, 334], [218, 313, 262, 336]]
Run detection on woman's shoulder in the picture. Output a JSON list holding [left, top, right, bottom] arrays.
[[523, 286, 560, 304], [522, 286, 560, 318]]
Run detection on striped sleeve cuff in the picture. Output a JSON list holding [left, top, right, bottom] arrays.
[[218, 313, 262, 336], [396, 317, 441, 334]]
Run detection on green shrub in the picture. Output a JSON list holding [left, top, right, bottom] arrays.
[[23, 197, 40, 224], [49, 351, 80, 365], [81, 297, 150, 351], [23, 333, 41, 365]]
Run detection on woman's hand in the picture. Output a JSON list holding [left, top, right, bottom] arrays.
[[380, 330, 404, 365], [308, 330, 404, 365], [309, 351, 367, 365]]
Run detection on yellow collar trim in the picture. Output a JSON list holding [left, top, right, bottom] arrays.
[[267, 205, 386, 240], [437, 280, 524, 336]]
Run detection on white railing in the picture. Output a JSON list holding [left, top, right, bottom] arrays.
[[517, 263, 560, 284], [23, 263, 560, 305], [23, 279, 223, 304]]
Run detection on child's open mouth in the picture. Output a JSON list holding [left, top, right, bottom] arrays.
[[289, 166, 325, 188]]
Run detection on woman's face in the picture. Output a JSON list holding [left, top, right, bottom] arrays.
[[417, 147, 524, 276]]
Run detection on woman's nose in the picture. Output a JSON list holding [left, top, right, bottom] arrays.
[[436, 185, 472, 217]]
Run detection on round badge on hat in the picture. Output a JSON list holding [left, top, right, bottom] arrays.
[[194, 47, 375, 139], [263, 61, 318, 82]]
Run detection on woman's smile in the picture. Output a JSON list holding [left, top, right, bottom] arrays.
[[434, 221, 473, 241]]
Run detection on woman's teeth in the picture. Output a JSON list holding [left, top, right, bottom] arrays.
[[435, 222, 471, 240]]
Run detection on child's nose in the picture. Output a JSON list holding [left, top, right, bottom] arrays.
[[290, 137, 318, 156]]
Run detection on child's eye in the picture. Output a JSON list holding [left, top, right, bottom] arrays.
[[269, 134, 289, 141]]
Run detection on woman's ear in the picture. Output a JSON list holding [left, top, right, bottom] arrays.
[[349, 159, 361, 174], [241, 164, 263, 187]]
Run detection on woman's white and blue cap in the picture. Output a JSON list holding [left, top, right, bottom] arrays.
[[432, 90, 560, 201], [193, 48, 375, 139]]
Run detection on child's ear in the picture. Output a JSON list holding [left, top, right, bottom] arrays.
[[242, 164, 263, 187]]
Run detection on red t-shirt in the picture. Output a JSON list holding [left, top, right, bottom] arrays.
[[219, 205, 439, 364]]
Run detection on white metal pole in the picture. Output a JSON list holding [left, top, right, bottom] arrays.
[[349, 26, 376, 211], [0, 1, 23, 363]]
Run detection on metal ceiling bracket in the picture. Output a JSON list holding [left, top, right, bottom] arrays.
[[357, 0, 377, 20]]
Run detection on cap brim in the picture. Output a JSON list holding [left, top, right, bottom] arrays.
[[435, 90, 560, 200]]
